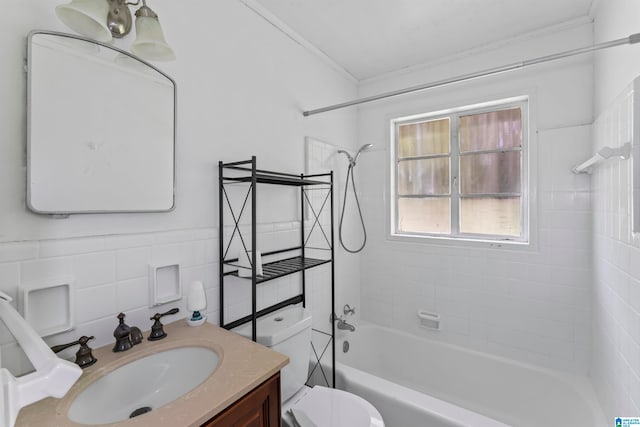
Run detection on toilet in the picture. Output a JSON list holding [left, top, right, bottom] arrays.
[[235, 307, 384, 427]]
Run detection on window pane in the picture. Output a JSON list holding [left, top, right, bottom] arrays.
[[459, 108, 521, 152], [398, 158, 450, 195], [460, 197, 521, 236], [398, 197, 451, 234], [398, 118, 450, 158], [460, 151, 520, 195]]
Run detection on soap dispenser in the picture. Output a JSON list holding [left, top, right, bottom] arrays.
[[187, 281, 207, 327]]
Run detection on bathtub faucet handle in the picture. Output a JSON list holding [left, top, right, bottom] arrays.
[[343, 304, 356, 316]]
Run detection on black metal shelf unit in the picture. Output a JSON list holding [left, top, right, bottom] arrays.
[[218, 158, 335, 385]]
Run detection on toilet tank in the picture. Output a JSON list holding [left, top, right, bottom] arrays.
[[234, 307, 312, 402]]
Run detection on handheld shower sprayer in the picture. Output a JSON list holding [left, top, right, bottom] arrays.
[[353, 144, 373, 164], [338, 144, 372, 167], [337, 144, 373, 253]]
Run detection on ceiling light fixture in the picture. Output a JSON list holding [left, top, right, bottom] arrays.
[[55, 0, 175, 61]]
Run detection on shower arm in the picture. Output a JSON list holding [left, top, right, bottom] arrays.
[[302, 32, 640, 116], [337, 149, 354, 165]]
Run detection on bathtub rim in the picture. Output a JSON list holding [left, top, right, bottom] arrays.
[[334, 320, 606, 425], [334, 358, 511, 427]]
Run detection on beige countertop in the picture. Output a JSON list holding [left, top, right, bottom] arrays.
[[16, 321, 289, 427]]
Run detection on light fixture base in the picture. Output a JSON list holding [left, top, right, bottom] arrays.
[[135, 4, 158, 19], [106, 0, 133, 38]]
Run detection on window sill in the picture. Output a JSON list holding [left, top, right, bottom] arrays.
[[388, 232, 532, 251]]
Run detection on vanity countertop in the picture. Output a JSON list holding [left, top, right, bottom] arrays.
[[16, 321, 289, 427]]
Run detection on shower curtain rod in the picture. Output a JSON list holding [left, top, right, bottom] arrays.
[[303, 32, 640, 117]]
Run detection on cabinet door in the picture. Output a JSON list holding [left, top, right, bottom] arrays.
[[203, 373, 281, 427]]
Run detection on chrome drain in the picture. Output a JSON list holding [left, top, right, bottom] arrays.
[[129, 406, 152, 418]]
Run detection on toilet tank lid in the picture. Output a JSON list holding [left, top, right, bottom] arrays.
[[233, 306, 312, 347]]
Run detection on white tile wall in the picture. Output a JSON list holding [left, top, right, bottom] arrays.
[[306, 137, 362, 309], [0, 243, 39, 263], [353, 20, 596, 375], [0, 218, 338, 377], [0, 228, 220, 375], [305, 137, 362, 383], [359, 125, 594, 374], [590, 83, 640, 419]]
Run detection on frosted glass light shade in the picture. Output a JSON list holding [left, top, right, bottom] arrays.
[[56, 0, 112, 43], [131, 16, 175, 61]]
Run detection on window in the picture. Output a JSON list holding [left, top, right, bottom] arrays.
[[391, 98, 528, 243]]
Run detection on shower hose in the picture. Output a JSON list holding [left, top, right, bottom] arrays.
[[338, 163, 367, 253]]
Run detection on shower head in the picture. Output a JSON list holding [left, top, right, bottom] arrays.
[[338, 144, 373, 167], [353, 144, 373, 164]]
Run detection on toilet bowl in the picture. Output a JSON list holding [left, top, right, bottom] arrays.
[[234, 307, 384, 427]]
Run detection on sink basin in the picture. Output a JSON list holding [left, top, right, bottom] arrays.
[[68, 347, 219, 425]]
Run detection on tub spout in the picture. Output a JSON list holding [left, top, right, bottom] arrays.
[[337, 318, 356, 332], [331, 312, 356, 332], [338, 319, 355, 332]]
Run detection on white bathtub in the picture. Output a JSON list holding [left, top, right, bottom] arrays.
[[331, 323, 605, 427]]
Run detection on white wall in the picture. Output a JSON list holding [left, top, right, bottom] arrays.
[[0, 0, 358, 374], [591, 0, 640, 418], [356, 21, 594, 373], [593, 0, 640, 115]]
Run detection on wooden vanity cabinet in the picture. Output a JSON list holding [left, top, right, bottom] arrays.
[[202, 373, 281, 427]]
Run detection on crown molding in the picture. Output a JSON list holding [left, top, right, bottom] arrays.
[[238, 0, 358, 84]]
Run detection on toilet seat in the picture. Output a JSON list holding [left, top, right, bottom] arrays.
[[283, 386, 384, 427]]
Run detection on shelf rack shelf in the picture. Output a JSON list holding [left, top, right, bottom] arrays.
[[222, 162, 331, 187], [218, 156, 335, 386], [224, 255, 331, 284]]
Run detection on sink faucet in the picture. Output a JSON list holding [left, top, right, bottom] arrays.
[[337, 318, 356, 332], [113, 313, 132, 352], [112, 312, 143, 352]]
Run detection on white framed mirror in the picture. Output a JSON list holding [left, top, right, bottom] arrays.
[[27, 31, 176, 214]]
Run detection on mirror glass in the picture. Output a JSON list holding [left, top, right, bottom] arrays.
[[27, 31, 176, 214]]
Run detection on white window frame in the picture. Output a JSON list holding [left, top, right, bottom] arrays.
[[389, 96, 530, 245]]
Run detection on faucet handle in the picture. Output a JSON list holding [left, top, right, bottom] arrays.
[[51, 335, 97, 368], [51, 339, 81, 354], [343, 304, 356, 315], [150, 307, 179, 321], [75, 336, 98, 368], [148, 308, 179, 341]]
